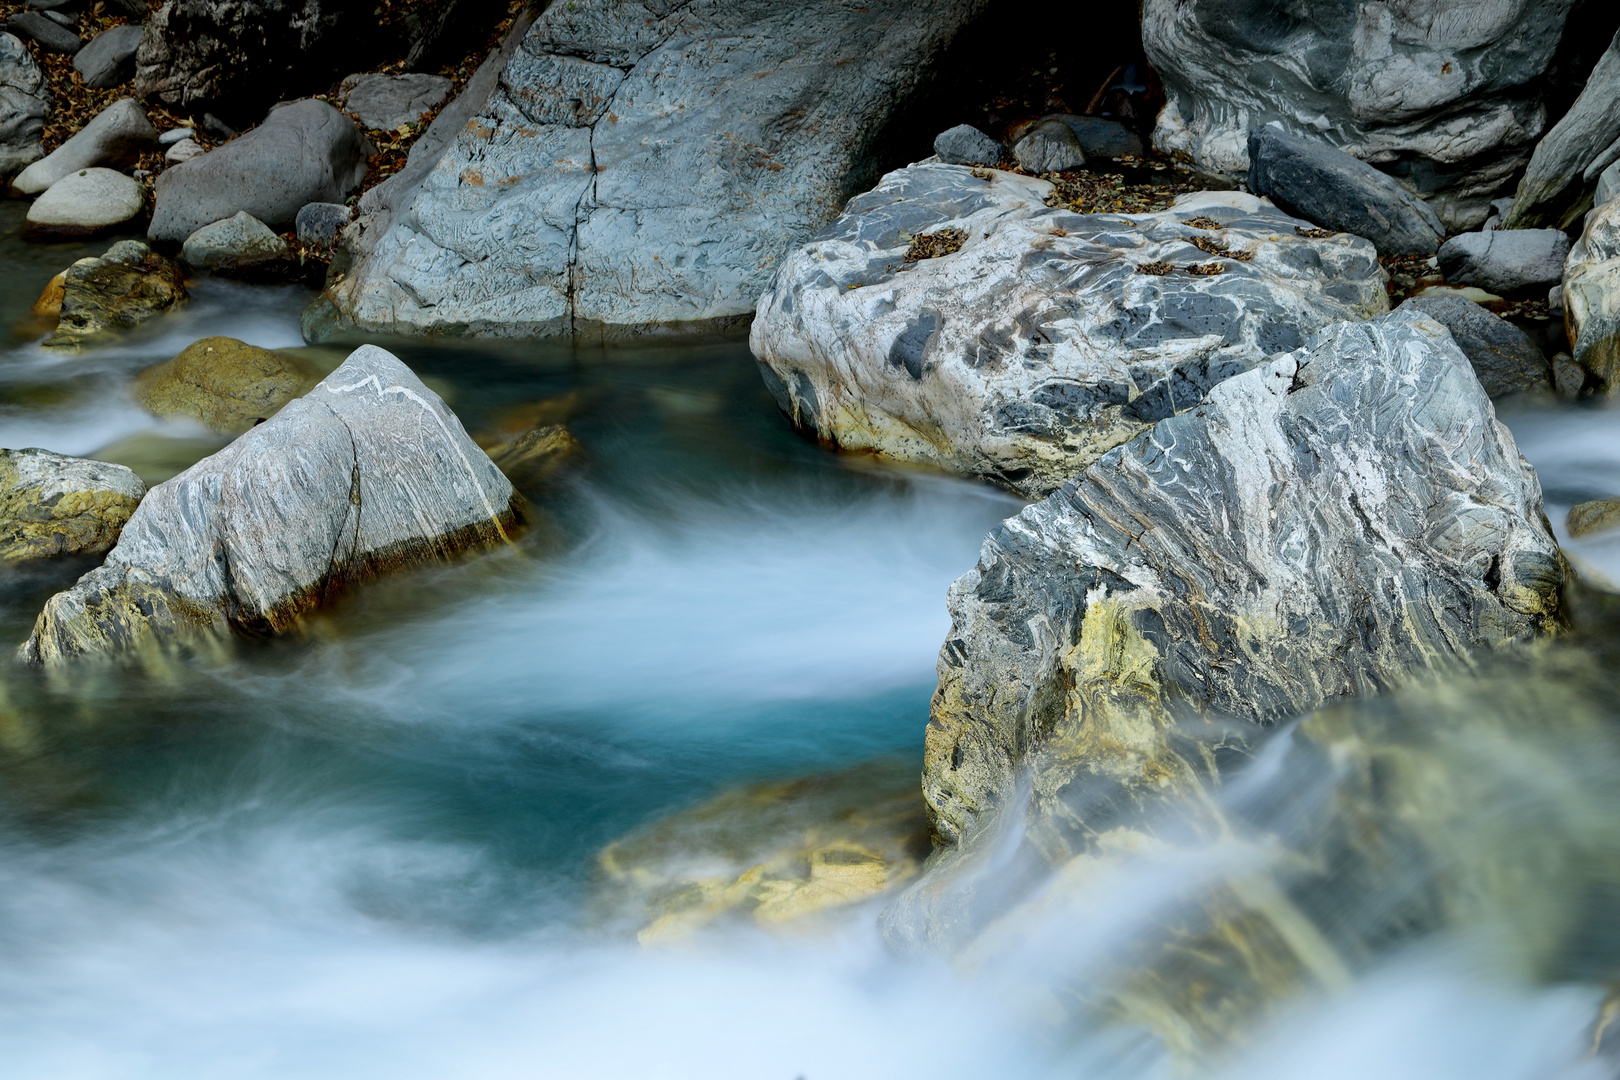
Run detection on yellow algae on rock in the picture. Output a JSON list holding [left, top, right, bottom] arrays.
[[0, 448, 145, 562]]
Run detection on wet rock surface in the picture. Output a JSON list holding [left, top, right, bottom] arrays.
[[1399, 293, 1553, 399], [134, 336, 322, 435], [0, 449, 145, 561], [0, 31, 49, 179], [43, 240, 186, 349], [918, 307, 1561, 854], [19, 345, 521, 665], [750, 164, 1388, 497]]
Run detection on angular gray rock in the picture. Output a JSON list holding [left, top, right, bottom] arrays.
[[0, 448, 145, 561], [1145, 0, 1584, 231], [933, 124, 1001, 167], [341, 71, 451, 131], [148, 98, 368, 242], [1564, 197, 1620, 392], [6, 11, 80, 53], [0, 32, 49, 179], [72, 24, 144, 90], [1247, 126, 1444, 256], [1012, 118, 1085, 175], [1504, 29, 1620, 229], [180, 211, 288, 269], [11, 97, 157, 195], [24, 167, 145, 238], [921, 307, 1562, 850], [1437, 229, 1570, 296], [295, 201, 349, 245], [19, 344, 522, 664], [305, 0, 992, 342], [1399, 293, 1552, 398], [750, 165, 1389, 498]]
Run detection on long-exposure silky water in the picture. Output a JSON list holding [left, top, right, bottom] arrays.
[[4, 231, 1620, 1080]]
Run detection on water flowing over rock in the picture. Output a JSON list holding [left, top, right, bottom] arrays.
[[1504, 28, 1620, 229], [0, 31, 49, 180], [1143, 0, 1585, 230], [43, 240, 186, 350], [750, 165, 1388, 498], [303, 0, 991, 342], [916, 307, 1561, 857], [0, 449, 145, 561], [19, 345, 520, 665]]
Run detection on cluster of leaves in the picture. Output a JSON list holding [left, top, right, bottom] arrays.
[[1040, 167, 1197, 216], [1188, 234, 1253, 261], [903, 227, 966, 261]]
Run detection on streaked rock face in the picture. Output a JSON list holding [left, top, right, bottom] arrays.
[[921, 308, 1561, 851], [0, 449, 145, 561], [750, 165, 1388, 498], [19, 345, 521, 664], [0, 32, 48, 180], [1564, 197, 1620, 392]]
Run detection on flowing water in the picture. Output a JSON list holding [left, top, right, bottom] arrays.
[[3, 220, 1620, 1079]]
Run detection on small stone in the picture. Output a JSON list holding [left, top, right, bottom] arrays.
[[1552, 352, 1587, 400], [23, 167, 144, 239], [134, 336, 322, 435], [341, 71, 452, 131], [164, 137, 203, 165], [0, 448, 145, 561], [157, 127, 195, 146], [1438, 229, 1570, 296], [200, 113, 235, 140], [933, 124, 1001, 167], [41, 9, 73, 27], [1012, 118, 1086, 175], [43, 240, 186, 350], [180, 211, 289, 269], [1549, 284, 1565, 313], [72, 24, 143, 90], [4, 11, 80, 53], [1568, 498, 1620, 539], [294, 201, 350, 246], [11, 97, 157, 195]]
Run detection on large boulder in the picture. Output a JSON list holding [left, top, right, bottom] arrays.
[[134, 336, 322, 434], [1246, 125, 1445, 256], [1144, 0, 1587, 231], [919, 307, 1562, 852], [23, 167, 145, 239], [10, 97, 157, 195], [1504, 29, 1620, 229], [148, 98, 368, 242], [72, 24, 144, 90], [341, 71, 451, 131], [43, 240, 186, 350], [0, 449, 145, 561], [1563, 197, 1620, 391], [1399, 293, 1552, 398], [303, 0, 992, 342], [750, 165, 1388, 498], [1436, 228, 1570, 295], [19, 345, 521, 665], [0, 32, 48, 180]]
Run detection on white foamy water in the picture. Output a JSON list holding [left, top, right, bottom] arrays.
[[1506, 401, 1620, 586]]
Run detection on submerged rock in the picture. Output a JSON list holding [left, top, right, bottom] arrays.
[[750, 164, 1388, 498], [485, 423, 579, 487], [43, 240, 186, 350], [1399, 293, 1552, 399], [0, 32, 49, 180], [19, 345, 521, 664], [11, 97, 157, 195], [1505, 28, 1620, 229], [134, 336, 322, 435], [920, 307, 1561, 852], [0, 449, 145, 561], [1569, 498, 1620, 539]]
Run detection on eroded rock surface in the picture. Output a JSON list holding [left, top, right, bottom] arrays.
[[1563, 197, 1620, 391], [750, 165, 1388, 497], [0, 449, 145, 561], [0, 32, 49, 179], [1505, 28, 1620, 229], [134, 336, 322, 434], [921, 308, 1561, 853], [44, 240, 186, 350], [20, 345, 520, 664], [1400, 293, 1552, 398]]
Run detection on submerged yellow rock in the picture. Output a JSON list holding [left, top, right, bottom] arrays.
[[134, 336, 323, 435]]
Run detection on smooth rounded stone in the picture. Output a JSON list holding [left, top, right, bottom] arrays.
[[157, 127, 195, 145], [341, 71, 451, 130], [1569, 498, 1620, 539], [19, 345, 523, 665], [72, 23, 143, 89], [294, 200, 350, 246], [30, 269, 65, 322], [1437, 229, 1570, 296], [1247, 125, 1444, 256], [306, 0, 990, 342], [163, 137, 203, 165], [1012, 118, 1085, 175], [1506, 29, 1620, 229], [134, 336, 321, 435], [23, 168, 144, 239], [1562, 198, 1620, 392], [915, 306, 1562, 857], [5, 11, 79, 53], [1145, 0, 1585, 231], [43, 240, 186, 350], [0, 32, 49, 179], [0, 448, 145, 561], [11, 98, 158, 195], [1399, 293, 1552, 399], [1043, 113, 1143, 159], [180, 210, 288, 269], [41, 9, 73, 27], [933, 124, 1001, 167], [750, 162, 1389, 498], [148, 98, 368, 242]]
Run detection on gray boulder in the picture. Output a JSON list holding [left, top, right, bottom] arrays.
[[1012, 118, 1084, 175], [1144, 0, 1585, 231], [1400, 293, 1552, 398], [1505, 29, 1620, 229], [180, 211, 288, 269], [6, 11, 79, 53], [72, 24, 143, 89], [1247, 125, 1445, 256], [0, 449, 145, 562], [1045, 113, 1142, 159], [920, 307, 1561, 852], [932, 124, 1001, 167], [341, 71, 451, 130], [0, 32, 49, 179], [24, 167, 145, 238], [304, 0, 992, 342], [750, 165, 1388, 498], [11, 97, 157, 195], [1564, 197, 1620, 392], [148, 98, 368, 242], [295, 201, 349, 245], [19, 345, 522, 664], [1600, 160, 1620, 209], [1437, 228, 1570, 296]]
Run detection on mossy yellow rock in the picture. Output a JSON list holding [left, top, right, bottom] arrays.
[[135, 336, 323, 435], [0, 448, 145, 561]]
